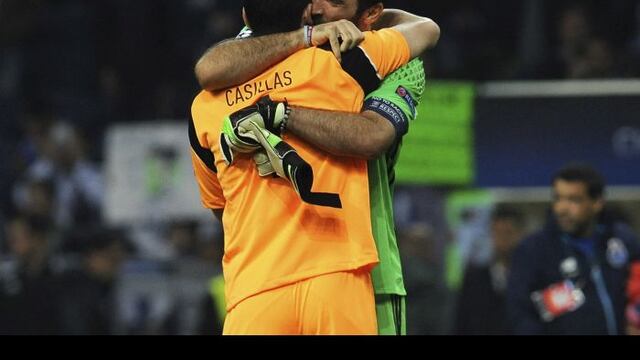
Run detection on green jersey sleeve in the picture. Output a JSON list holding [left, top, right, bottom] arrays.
[[363, 58, 426, 139]]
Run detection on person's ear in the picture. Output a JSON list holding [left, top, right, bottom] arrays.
[[594, 198, 605, 214], [358, 3, 383, 29]]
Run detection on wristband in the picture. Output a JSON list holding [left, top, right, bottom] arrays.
[[303, 25, 314, 48]]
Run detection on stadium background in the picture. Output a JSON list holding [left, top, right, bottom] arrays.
[[0, 0, 639, 334]]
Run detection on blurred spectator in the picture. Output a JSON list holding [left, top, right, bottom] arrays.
[[507, 165, 640, 335], [629, 2, 640, 75], [197, 275, 225, 336], [400, 222, 453, 335], [167, 219, 224, 263], [111, 219, 221, 335], [0, 215, 60, 334], [14, 179, 57, 230], [168, 220, 199, 259], [196, 221, 224, 265], [453, 207, 493, 269], [196, 222, 225, 335], [13, 107, 54, 173], [115, 259, 176, 335], [55, 227, 129, 335], [1, 105, 52, 215], [454, 205, 525, 335], [530, 4, 595, 79], [13, 121, 104, 230], [556, 5, 622, 79], [515, 1, 639, 79], [567, 37, 617, 78], [0, 0, 40, 118], [559, 5, 593, 73]]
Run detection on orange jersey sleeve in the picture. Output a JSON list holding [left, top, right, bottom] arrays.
[[191, 150, 225, 209], [358, 28, 411, 79], [189, 112, 225, 209]]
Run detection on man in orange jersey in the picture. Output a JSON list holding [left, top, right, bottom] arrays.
[[196, 1, 434, 335], [189, 0, 439, 334]]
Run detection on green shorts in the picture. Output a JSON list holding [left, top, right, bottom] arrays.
[[375, 294, 406, 335]]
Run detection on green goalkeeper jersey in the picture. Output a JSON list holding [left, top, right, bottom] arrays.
[[364, 59, 426, 295]]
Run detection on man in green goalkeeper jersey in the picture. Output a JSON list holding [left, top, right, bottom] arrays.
[[194, 0, 437, 335]]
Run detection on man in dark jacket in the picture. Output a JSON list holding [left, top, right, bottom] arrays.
[[507, 165, 640, 335], [455, 206, 525, 335]]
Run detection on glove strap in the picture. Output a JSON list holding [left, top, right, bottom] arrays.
[[280, 100, 291, 134], [281, 150, 342, 209]]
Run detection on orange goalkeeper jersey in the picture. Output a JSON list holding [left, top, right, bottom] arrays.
[[190, 28, 411, 311]]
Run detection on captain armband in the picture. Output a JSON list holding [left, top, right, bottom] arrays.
[[363, 96, 409, 139]]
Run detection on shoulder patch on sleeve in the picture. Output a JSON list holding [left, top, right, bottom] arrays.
[[396, 86, 417, 118]]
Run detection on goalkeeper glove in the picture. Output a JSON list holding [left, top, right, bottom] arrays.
[[252, 150, 276, 177], [219, 116, 261, 166], [243, 120, 342, 209], [250, 96, 290, 135], [220, 96, 290, 165]]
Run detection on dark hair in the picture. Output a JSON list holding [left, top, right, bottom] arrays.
[[553, 164, 605, 199], [10, 214, 52, 239], [28, 179, 55, 199], [243, 0, 310, 36], [357, 0, 383, 16], [491, 205, 525, 229], [64, 226, 132, 256]]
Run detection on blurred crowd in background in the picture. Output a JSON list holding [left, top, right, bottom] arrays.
[[1, 0, 640, 335]]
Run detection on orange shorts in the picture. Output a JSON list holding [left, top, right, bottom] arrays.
[[223, 269, 377, 335]]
